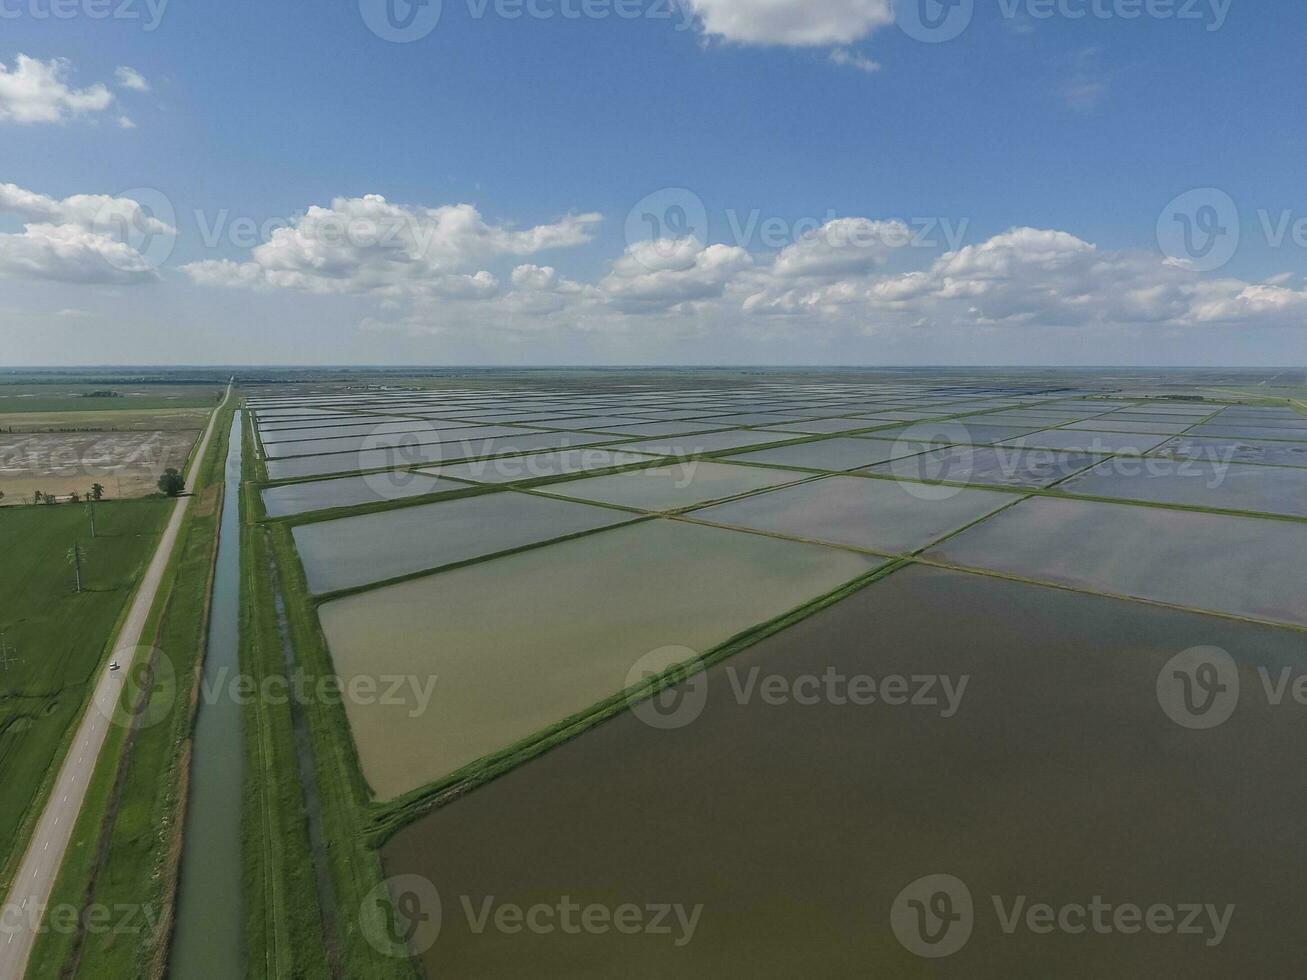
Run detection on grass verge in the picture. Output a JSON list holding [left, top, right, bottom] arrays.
[[0, 498, 173, 906], [240, 418, 336, 980], [21, 396, 235, 980]]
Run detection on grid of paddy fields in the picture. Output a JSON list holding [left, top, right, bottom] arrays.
[[247, 378, 1307, 977]]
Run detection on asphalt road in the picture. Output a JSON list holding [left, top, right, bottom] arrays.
[[0, 384, 232, 979]]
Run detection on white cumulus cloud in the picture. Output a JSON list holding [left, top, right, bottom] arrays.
[[0, 182, 174, 235], [771, 217, 910, 278], [114, 66, 150, 92], [744, 225, 1307, 333], [686, 0, 895, 47], [183, 196, 600, 300], [180, 196, 1307, 342], [829, 48, 881, 73], [0, 55, 115, 124], [600, 237, 753, 312], [0, 182, 174, 284]]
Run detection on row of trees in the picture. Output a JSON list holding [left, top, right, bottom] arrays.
[[10, 474, 187, 505], [24, 484, 107, 505]]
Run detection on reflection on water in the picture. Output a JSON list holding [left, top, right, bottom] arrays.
[[293, 490, 633, 593], [260, 471, 462, 518], [925, 495, 1307, 626]]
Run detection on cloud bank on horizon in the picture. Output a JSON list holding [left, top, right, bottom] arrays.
[[180, 195, 1307, 338], [3, 179, 1303, 344]]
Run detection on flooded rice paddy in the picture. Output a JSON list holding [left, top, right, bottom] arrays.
[[1149, 434, 1307, 467], [257, 419, 456, 444], [924, 495, 1307, 626], [1058, 458, 1307, 517], [383, 565, 1307, 978], [245, 378, 1307, 976], [260, 470, 465, 517], [316, 519, 881, 796], [621, 429, 803, 456], [425, 447, 658, 484], [864, 422, 1046, 446], [862, 444, 1104, 488], [535, 460, 806, 512], [264, 430, 614, 480], [769, 417, 875, 434], [260, 423, 527, 461], [1184, 423, 1307, 441], [580, 421, 726, 437], [1000, 428, 1175, 454], [690, 474, 1017, 554], [1060, 418, 1196, 435], [727, 436, 931, 471], [293, 490, 634, 593]]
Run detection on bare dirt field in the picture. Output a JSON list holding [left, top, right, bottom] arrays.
[[0, 428, 202, 503]]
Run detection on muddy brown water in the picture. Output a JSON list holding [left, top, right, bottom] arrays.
[[318, 518, 881, 798], [383, 564, 1307, 978]]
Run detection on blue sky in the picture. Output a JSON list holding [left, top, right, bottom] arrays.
[[2, 0, 1306, 365]]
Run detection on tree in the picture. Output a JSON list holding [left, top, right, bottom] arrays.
[[32, 491, 43, 504], [90, 483, 105, 501], [158, 468, 186, 497]]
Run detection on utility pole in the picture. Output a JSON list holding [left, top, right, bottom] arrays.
[[66, 541, 86, 594], [86, 499, 97, 538]]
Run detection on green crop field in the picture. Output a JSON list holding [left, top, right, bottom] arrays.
[[0, 378, 226, 416], [0, 394, 223, 416], [0, 498, 171, 895], [23, 398, 237, 980], [0, 408, 212, 433]]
